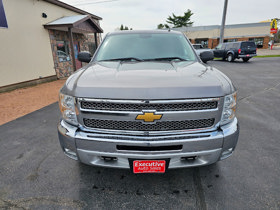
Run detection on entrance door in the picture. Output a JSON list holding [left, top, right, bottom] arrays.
[[74, 41, 82, 70]]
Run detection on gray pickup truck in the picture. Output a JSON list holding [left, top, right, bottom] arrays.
[[58, 30, 239, 173]]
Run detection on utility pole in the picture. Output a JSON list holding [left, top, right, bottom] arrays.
[[275, 18, 279, 43], [219, 0, 228, 44]]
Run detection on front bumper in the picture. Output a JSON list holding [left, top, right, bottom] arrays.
[[58, 118, 239, 169]]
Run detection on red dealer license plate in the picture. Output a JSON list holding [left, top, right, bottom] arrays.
[[133, 160, 166, 173]]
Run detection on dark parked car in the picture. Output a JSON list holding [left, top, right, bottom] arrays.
[[213, 41, 257, 62]]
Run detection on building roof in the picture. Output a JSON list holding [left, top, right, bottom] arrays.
[[174, 22, 271, 39], [44, 15, 103, 33], [175, 22, 271, 32], [43, 0, 102, 20], [46, 15, 88, 25]]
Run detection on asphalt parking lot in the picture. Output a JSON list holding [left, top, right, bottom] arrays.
[[0, 57, 279, 209]]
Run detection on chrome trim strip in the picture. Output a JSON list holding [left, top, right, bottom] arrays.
[[85, 132, 212, 141], [78, 97, 220, 104], [78, 123, 219, 136], [79, 108, 219, 114]]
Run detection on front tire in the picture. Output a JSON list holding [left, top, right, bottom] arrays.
[[227, 53, 234, 62]]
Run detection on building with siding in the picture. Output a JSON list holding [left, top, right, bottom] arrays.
[[0, 0, 103, 92], [175, 22, 271, 49]]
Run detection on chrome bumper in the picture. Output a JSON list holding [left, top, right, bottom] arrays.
[[238, 54, 257, 58], [58, 118, 239, 169]]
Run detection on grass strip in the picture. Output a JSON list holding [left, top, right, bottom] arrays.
[[255, 55, 280, 58]]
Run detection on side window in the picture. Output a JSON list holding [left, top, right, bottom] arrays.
[[227, 43, 233, 49], [221, 44, 226, 50], [233, 43, 239, 49]]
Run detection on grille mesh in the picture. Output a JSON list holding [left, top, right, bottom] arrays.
[[80, 101, 217, 112], [83, 118, 215, 131]]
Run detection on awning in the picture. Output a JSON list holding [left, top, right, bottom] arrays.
[[44, 15, 103, 71], [44, 15, 103, 33]]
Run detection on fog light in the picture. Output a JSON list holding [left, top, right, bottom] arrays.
[[64, 148, 78, 160], [181, 156, 197, 161], [101, 156, 117, 161], [220, 148, 233, 160]]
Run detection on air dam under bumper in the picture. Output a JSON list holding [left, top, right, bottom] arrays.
[[58, 118, 239, 169]]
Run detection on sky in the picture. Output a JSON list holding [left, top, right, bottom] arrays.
[[61, 0, 280, 34]]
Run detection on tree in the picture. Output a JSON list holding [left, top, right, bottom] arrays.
[[157, 10, 194, 29], [119, 24, 132, 30], [157, 23, 169, 29], [157, 24, 164, 29], [157, 23, 170, 29]]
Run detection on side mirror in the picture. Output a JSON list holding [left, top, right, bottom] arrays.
[[200, 51, 214, 63], [78, 51, 92, 63]]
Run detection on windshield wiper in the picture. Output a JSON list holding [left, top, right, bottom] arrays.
[[98, 57, 144, 62], [144, 57, 188, 62]]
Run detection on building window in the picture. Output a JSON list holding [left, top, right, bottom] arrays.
[[225, 39, 237, 42], [195, 39, 208, 48], [57, 41, 70, 62], [249, 38, 264, 48]]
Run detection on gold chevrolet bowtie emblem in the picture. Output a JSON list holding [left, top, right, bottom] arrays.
[[136, 112, 162, 122]]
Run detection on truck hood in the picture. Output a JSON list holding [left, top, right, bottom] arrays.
[[62, 61, 234, 99]]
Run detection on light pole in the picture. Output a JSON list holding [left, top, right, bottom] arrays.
[[219, 0, 228, 44]]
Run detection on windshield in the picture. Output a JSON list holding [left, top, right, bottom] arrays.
[[94, 32, 196, 62]]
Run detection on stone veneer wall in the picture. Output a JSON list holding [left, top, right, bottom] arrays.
[[48, 30, 97, 78], [73, 33, 95, 53]]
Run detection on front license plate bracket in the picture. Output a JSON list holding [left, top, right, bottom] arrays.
[[128, 159, 170, 174]]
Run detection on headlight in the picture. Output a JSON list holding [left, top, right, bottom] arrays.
[[59, 93, 78, 125], [220, 92, 237, 125]]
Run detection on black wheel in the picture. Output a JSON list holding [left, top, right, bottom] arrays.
[[242, 58, 250, 62], [227, 53, 234, 62]]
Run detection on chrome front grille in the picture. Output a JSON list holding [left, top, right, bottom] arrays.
[[80, 100, 218, 112], [78, 98, 221, 133], [83, 118, 215, 131]]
